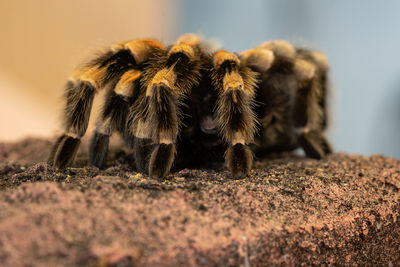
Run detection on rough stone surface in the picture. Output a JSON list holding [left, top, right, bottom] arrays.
[[0, 137, 399, 266]]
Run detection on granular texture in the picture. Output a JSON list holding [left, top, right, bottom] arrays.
[[0, 138, 399, 266]]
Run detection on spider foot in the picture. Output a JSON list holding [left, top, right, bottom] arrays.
[[53, 136, 81, 169], [48, 134, 67, 165], [149, 143, 175, 179], [298, 131, 325, 159], [133, 137, 153, 173], [89, 131, 110, 168], [226, 143, 253, 178]]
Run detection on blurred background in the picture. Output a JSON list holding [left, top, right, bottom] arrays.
[[1, 0, 399, 159]]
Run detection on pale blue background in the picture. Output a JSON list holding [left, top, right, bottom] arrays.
[[177, 0, 400, 158]]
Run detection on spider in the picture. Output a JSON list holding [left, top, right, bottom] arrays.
[[48, 34, 332, 178]]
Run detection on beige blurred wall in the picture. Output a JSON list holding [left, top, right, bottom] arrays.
[[0, 0, 179, 141]]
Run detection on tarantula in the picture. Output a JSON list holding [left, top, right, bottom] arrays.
[[48, 34, 332, 178]]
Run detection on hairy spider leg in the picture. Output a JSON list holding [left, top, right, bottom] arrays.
[[127, 34, 202, 178], [49, 79, 96, 168], [89, 40, 165, 168], [250, 41, 304, 153], [294, 48, 332, 158], [211, 50, 258, 177], [257, 40, 331, 158], [49, 39, 164, 168]]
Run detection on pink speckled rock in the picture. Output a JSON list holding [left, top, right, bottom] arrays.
[[0, 138, 399, 266]]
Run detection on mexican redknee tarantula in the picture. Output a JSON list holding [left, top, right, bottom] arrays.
[[48, 33, 332, 178]]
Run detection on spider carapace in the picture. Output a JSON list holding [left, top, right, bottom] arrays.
[[48, 34, 332, 178]]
